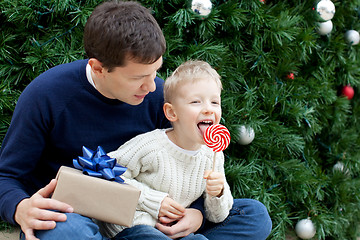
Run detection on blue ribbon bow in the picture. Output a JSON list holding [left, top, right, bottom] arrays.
[[73, 146, 127, 183]]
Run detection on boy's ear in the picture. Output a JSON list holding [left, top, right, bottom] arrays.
[[163, 103, 178, 122], [88, 58, 105, 77]]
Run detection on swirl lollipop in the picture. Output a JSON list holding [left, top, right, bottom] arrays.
[[204, 124, 231, 170]]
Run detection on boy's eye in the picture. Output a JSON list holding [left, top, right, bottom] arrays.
[[191, 100, 200, 104]]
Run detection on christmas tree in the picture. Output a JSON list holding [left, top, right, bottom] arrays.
[[1, 0, 360, 239]]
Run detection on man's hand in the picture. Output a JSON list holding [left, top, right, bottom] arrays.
[[156, 208, 203, 239], [14, 179, 74, 240], [204, 170, 225, 197], [159, 196, 185, 220]]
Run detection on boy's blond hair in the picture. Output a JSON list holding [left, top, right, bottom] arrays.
[[164, 60, 222, 103]]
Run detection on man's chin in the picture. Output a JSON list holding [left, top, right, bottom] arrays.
[[127, 98, 145, 106]]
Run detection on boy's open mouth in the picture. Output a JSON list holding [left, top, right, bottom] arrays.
[[198, 120, 213, 135]]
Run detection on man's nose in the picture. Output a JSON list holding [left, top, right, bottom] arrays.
[[142, 73, 156, 92]]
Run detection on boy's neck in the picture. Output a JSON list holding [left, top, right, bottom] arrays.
[[166, 129, 202, 151]]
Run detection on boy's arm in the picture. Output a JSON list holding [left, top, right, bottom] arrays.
[[108, 133, 172, 219], [204, 180, 233, 223], [123, 176, 168, 219], [203, 152, 233, 223]]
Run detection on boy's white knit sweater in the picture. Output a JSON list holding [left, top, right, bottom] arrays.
[[99, 128, 233, 238]]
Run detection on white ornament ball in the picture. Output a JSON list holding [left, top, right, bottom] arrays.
[[295, 218, 316, 239], [237, 126, 255, 145], [333, 161, 344, 172], [344, 30, 360, 45], [333, 161, 350, 175], [191, 0, 212, 17], [316, 20, 333, 35], [315, 0, 335, 21]]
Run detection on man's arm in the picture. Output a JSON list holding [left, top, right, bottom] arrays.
[[188, 196, 206, 231], [0, 177, 29, 225]]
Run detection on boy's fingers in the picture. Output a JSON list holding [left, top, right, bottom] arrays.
[[159, 216, 176, 224], [203, 170, 212, 179], [169, 199, 185, 213], [170, 202, 185, 215], [164, 211, 183, 220]]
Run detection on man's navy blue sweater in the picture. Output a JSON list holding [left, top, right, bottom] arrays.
[[0, 60, 171, 224]]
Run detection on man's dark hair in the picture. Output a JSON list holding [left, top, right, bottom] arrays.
[[84, 1, 166, 71]]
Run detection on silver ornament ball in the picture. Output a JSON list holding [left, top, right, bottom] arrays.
[[316, 20, 333, 35], [295, 218, 316, 239], [315, 0, 335, 21], [344, 30, 360, 45], [191, 0, 212, 17], [237, 126, 255, 145]]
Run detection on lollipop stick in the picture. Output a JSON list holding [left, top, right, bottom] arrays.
[[212, 152, 217, 172]]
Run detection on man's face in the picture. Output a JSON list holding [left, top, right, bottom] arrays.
[[95, 57, 163, 105]]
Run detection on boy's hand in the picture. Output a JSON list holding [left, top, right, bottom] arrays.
[[204, 170, 225, 197], [159, 196, 185, 220], [156, 208, 203, 239]]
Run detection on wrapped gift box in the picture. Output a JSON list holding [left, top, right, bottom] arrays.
[[52, 166, 140, 227]]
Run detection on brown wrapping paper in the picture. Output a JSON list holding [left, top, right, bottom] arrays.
[[52, 166, 140, 227]]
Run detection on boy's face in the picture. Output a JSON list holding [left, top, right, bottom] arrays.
[[92, 57, 163, 105], [168, 78, 222, 150]]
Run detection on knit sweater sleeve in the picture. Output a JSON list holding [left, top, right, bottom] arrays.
[[204, 152, 233, 223], [108, 130, 168, 219]]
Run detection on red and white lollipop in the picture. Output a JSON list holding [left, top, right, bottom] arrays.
[[204, 124, 231, 170]]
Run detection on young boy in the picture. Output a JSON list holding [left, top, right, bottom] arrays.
[[99, 60, 233, 239]]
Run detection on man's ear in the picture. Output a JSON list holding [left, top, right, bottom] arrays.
[[88, 58, 105, 77], [163, 103, 178, 122]]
